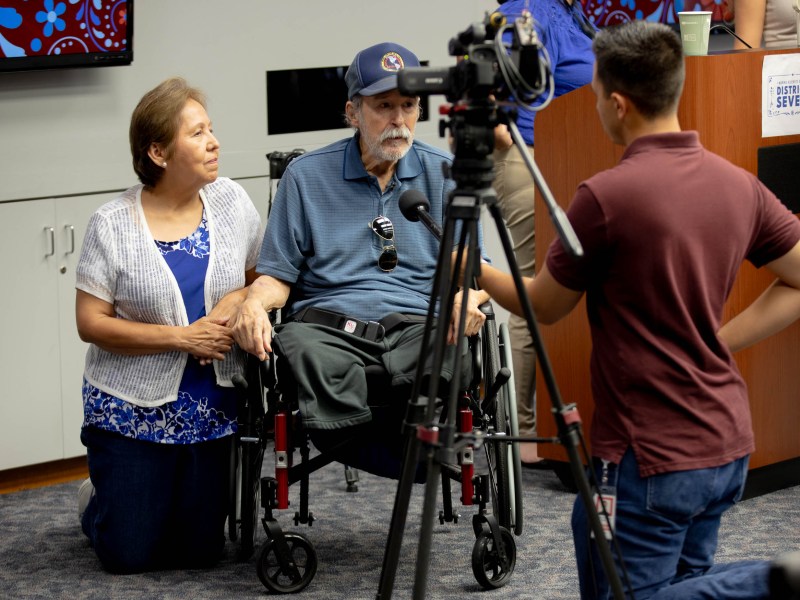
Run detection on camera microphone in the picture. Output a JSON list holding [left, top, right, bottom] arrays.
[[399, 189, 443, 241]]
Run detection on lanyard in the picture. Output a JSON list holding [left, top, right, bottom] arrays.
[[565, 0, 597, 39]]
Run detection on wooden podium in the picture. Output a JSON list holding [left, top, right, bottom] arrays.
[[533, 48, 800, 488]]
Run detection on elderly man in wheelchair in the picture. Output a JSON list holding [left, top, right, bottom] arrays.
[[229, 41, 522, 594]]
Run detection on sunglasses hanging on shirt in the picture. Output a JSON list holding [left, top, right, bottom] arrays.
[[370, 215, 398, 272]]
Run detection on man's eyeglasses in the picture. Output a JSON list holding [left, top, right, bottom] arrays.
[[370, 215, 398, 272]]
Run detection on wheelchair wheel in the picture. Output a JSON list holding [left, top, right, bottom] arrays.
[[228, 438, 240, 543], [233, 355, 269, 561], [238, 440, 264, 560], [257, 532, 318, 594], [482, 317, 512, 530], [499, 322, 524, 536], [471, 526, 516, 589]]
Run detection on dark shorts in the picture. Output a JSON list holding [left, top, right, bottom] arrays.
[[273, 321, 471, 430]]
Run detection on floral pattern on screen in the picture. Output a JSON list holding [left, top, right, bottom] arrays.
[[580, 0, 733, 27], [0, 0, 128, 59]]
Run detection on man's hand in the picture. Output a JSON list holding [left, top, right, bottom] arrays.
[[494, 123, 514, 151], [229, 275, 291, 360], [448, 288, 489, 344], [230, 297, 275, 361], [205, 288, 248, 325]]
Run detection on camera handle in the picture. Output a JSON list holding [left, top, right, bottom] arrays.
[[375, 118, 630, 600]]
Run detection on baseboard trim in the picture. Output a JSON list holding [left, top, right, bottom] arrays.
[[0, 456, 88, 495], [742, 457, 800, 500]]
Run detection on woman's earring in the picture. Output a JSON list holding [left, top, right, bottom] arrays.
[[162, 162, 167, 168]]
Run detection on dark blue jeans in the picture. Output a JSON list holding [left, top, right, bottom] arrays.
[[572, 448, 771, 599], [81, 426, 232, 574]]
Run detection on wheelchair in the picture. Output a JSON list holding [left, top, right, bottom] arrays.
[[228, 302, 524, 594]]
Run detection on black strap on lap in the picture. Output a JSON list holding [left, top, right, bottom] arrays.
[[289, 307, 386, 342], [288, 307, 427, 343]]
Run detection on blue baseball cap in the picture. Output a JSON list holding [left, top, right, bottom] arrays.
[[345, 42, 421, 99]]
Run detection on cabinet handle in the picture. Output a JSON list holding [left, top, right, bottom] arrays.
[[44, 226, 55, 258], [64, 224, 75, 255]]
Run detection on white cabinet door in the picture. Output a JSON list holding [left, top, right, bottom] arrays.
[[0, 200, 64, 470], [235, 176, 269, 229], [56, 195, 104, 459]]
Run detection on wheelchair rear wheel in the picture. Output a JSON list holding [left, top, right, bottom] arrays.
[[481, 317, 513, 530], [227, 438, 239, 543], [238, 440, 265, 560], [498, 322, 524, 535], [231, 356, 269, 561]]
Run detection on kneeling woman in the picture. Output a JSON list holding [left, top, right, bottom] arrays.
[[75, 77, 262, 573]]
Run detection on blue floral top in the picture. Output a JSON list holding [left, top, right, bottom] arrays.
[[83, 213, 238, 444]]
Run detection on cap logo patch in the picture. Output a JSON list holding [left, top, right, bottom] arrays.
[[381, 52, 404, 72]]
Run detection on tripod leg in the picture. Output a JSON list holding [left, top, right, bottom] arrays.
[[410, 214, 482, 599], [412, 449, 444, 599], [376, 207, 462, 600], [375, 434, 422, 600]]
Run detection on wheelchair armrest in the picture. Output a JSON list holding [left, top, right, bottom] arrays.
[[479, 301, 496, 318], [258, 355, 271, 383]]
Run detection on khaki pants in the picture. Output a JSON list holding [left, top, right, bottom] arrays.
[[493, 144, 537, 435]]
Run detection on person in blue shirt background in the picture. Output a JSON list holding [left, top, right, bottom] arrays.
[[491, 0, 596, 466]]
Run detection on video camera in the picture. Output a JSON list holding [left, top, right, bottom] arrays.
[[396, 10, 551, 186], [267, 148, 305, 180], [396, 10, 548, 105]]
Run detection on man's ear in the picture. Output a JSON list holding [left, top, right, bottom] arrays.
[[345, 101, 359, 128], [610, 92, 628, 120]]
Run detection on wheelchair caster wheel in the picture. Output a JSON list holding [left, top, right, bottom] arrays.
[[471, 526, 516, 589], [257, 532, 318, 594], [438, 509, 459, 525]]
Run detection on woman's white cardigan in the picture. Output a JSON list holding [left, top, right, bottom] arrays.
[[76, 177, 263, 407]]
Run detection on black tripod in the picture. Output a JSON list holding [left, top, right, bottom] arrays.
[[375, 101, 630, 599]]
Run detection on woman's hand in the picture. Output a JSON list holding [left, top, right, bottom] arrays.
[[183, 317, 234, 364]]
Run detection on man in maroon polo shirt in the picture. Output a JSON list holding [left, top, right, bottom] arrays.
[[470, 20, 800, 600]]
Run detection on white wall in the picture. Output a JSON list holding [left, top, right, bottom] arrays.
[[0, 0, 512, 323], [0, 0, 498, 203]]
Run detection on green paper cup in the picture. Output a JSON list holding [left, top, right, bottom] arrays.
[[678, 11, 712, 56]]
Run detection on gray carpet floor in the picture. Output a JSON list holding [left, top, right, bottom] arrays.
[[1, 455, 798, 599]]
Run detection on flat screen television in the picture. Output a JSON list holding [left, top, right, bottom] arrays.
[[580, 0, 733, 27], [266, 63, 430, 136], [0, 0, 132, 72]]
